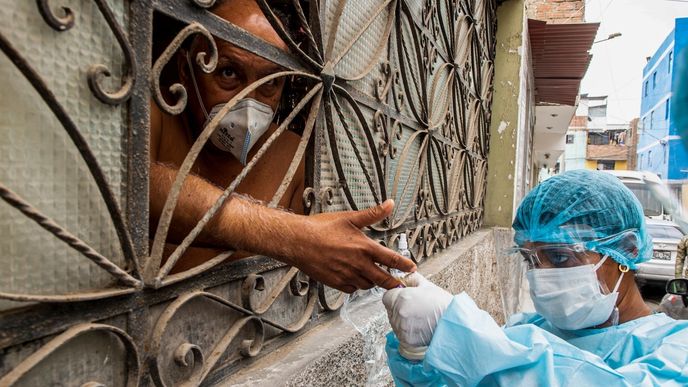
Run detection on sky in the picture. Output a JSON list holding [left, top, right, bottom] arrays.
[[580, 0, 688, 124]]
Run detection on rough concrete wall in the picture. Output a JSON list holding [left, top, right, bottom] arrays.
[[424, 230, 504, 323], [526, 0, 585, 23], [222, 229, 527, 386], [484, 0, 524, 227]]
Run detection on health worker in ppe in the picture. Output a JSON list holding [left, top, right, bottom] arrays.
[[383, 170, 688, 386]]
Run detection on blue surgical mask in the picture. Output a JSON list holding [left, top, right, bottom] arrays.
[[186, 53, 275, 165], [527, 255, 623, 330]]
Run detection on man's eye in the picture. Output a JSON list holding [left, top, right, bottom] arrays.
[[263, 78, 278, 87], [219, 67, 236, 79]]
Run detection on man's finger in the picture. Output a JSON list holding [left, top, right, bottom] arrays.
[[330, 283, 358, 294], [370, 243, 417, 273], [349, 199, 394, 229], [351, 276, 375, 291], [363, 263, 404, 290]]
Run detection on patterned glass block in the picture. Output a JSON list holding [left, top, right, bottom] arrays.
[[0, 0, 130, 308], [324, 0, 391, 81], [386, 124, 422, 223], [0, 316, 130, 386]]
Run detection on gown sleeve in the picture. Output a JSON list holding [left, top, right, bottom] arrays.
[[386, 292, 688, 387]]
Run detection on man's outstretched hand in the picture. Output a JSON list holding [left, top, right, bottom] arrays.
[[151, 162, 415, 291], [283, 199, 417, 293]]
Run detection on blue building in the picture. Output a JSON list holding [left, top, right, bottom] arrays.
[[637, 17, 688, 196]]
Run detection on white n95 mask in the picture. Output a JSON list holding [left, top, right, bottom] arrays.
[[526, 255, 623, 330], [186, 53, 275, 165], [205, 98, 274, 165]]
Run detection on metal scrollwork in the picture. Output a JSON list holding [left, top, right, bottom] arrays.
[[318, 283, 346, 311], [151, 22, 218, 116], [191, 0, 217, 8], [320, 186, 335, 207], [150, 291, 267, 387], [1, 0, 496, 383], [0, 27, 140, 302], [302, 187, 318, 214], [36, 0, 75, 31], [37, 0, 137, 104], [0, 323, 140, 386], [150, 282, 317, 386], [375, 61, 395, 103], [87, 0, 137, 104]]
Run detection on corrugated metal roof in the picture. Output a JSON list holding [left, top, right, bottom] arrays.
[[528, 19, 600, 106]]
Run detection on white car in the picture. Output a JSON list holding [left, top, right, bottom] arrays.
[[636, 219, 686, 285], [604, 170, 688, 233]]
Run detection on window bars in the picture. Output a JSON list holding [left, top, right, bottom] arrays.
[[0, 0, 496, 384]]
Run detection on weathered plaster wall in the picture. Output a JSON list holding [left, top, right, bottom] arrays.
[[484, 0, 525, 227]]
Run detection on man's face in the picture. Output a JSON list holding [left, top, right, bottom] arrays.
[[183, 0, 288, 130]]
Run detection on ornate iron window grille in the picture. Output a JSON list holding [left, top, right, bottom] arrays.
[[0, 0, 496, 384]]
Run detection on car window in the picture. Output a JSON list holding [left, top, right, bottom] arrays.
[[625, 183, 663, 217], [647, 225, 684, 240]]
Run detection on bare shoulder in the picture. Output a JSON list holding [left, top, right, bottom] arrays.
[[277, 130, 306, 212], [152, 103, 193, 166], [266, 129, 304, 166], [277, 129, 303, 150]]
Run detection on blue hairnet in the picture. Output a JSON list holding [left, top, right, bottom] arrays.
[[512, 170, 652, 269]]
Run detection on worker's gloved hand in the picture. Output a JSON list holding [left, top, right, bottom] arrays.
[[382, 273, 453, 360]]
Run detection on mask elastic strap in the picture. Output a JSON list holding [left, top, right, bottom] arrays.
[[185, 52, 209, 119], [274, 99, 282, 124], [613, 264, 630, 293], [594, 255, 625, 294], [593, 254, 609, 271]]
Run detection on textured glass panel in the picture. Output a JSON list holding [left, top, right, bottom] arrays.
[[387, 125, 422, 223], [325, 0, 390, 81], [0, 0, 129, 307], [0, 316, 129, 386], [329, 100, 382, 210]]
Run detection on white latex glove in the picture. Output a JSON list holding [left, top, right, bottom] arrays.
[[382, 272, 453, 360]]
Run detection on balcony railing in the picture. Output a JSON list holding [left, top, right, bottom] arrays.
[[586, 144, 629, 161]]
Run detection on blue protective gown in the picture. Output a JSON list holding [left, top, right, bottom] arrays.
[[386, 292, 688, 386]]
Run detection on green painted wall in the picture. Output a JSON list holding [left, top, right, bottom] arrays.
[[484, 0, 525, 227]]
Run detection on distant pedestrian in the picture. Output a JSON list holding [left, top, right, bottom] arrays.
[[676, 234, 688, 278]]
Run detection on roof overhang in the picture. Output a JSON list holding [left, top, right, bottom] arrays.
[[534, 105, 577, 134], [528, 19, 600, 106]]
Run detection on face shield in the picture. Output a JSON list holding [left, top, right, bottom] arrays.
[[498, 226, 638, 330]]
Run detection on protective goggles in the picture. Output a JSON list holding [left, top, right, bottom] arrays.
[[506, 243, 589, 269]]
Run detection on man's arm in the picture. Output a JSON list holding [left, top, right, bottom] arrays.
[[149, 162, 415, 291]]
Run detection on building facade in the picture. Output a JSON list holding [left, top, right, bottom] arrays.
[[484, 0, 598, 225], [637, 17, 688, 190], [563, 94, 630, 172]]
